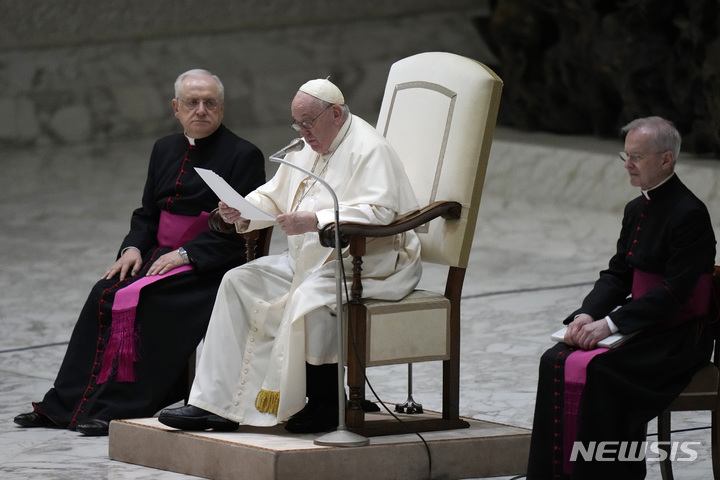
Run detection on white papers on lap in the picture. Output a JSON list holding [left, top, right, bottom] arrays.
[[550, 326, 637, 348], [195, 167, 275, 221]]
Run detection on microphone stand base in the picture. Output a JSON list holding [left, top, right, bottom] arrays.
[[313, 428, 370, 447]]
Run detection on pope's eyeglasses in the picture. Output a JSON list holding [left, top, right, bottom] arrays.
[[291, 105, 332, 132]]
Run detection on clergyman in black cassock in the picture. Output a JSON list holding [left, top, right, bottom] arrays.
[[526, 117, 716, 479], [14, 69, 265, 436]]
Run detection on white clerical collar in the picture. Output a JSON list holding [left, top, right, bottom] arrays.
[[641, 172, 675, 199], [323, 115, 352, 155], [185, 134, 196, 146]]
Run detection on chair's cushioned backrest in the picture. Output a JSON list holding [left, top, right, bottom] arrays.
[[376, 52, 502, 268]]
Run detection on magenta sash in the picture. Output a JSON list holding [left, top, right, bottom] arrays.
[[563, 347, 608, 474], [97, 210, 211, 383], [632, 270, 712, 329]]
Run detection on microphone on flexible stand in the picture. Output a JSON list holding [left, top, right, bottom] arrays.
[[270, 137, 305, 158], [269, 138, 369, 448]]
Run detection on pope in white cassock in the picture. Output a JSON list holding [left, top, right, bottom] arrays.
[[159, 78, 422, 434]]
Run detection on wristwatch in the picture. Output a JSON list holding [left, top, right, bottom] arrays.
[[178, 247, 190, 265]]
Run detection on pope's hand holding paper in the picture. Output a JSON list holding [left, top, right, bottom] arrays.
[[195, 167, 275, 221]]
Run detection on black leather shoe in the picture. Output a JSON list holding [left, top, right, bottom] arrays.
[[14, 412, 56, 428], [158, 405, 239, 431], [76, 419, 110, 436], [284, 403, 338, 434]]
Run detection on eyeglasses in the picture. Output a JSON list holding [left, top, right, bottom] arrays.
[[177, 98, 222, 111], [618, 151, 667, 163], [291, 105, 332, 132]]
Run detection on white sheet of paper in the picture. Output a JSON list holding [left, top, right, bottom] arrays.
[[194, 167, 275, 221]]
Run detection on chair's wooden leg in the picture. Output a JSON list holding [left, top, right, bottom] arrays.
[[346, 303, 367, 428], [657, 412, 674, 480], [442, 266, 465, 420], [346, 239, 367, 429]]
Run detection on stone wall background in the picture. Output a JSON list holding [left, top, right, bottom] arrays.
[[0, 0, 495, 159], [4, 1, 717, 159], [486, 0, 720, 156]]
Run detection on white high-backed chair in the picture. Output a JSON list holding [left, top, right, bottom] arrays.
[[320, 52, 503, 435]]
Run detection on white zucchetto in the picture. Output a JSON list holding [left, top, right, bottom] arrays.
[[298, 78, 345, 105]]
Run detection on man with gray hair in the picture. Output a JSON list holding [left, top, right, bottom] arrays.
[[159, 78, 422, 434], [526, 116, 716, 479], [13, 69, 265, 436]]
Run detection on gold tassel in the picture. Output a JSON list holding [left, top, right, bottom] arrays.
[[254, 389, 280, 415]]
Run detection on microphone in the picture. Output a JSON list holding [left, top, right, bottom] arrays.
[[268, 139, 369, 447], [270, 138, 305, 159]]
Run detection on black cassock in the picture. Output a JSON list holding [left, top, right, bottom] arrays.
[[527, 174, 716, 480], [34, 124, 265, 428]]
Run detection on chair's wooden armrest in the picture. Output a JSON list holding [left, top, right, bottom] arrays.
[[319, 201, 461, 248], [208, 208, 236, 234]]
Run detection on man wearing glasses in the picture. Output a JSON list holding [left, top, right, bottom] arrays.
[[159, 78, 422, 434], [14, 69, 265, 436], [527, 116, 716, 479]]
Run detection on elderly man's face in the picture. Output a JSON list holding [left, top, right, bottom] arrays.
[[622, 128, 673, 190], [172, 75, 224, 139], [290, 92, 343, 154]]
